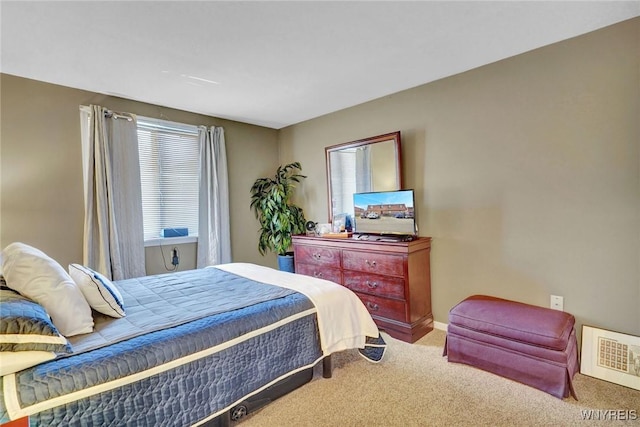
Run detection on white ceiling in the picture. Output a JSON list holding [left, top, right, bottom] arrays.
[[1, 1, 638, 129]]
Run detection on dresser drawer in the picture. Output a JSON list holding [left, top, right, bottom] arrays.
[[343, 250, 404, 276], [294, 245, 341, 268], [295, 263, 342, 284], [356, 292, 406, 323], [343, 271, 405, 300]]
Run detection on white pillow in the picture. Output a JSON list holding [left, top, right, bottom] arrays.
[[1, 242, 94, 337], [0, 351, 57, 376], [69, 264, 126, 318]]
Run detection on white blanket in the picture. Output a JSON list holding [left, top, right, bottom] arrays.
[[213, 263, 379, 355]]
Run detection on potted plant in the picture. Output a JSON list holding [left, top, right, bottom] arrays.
[[250, 162, 307, 272]]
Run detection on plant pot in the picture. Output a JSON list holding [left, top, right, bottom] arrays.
[[277, 252, 295, 273]]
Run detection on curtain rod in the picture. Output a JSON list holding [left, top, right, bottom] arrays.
[[106, 112, 133, 122], [79, 105, 133, 121], [80, 105, 220, 130]]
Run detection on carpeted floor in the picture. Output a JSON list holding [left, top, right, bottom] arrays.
[[238, 329, 640, 426]]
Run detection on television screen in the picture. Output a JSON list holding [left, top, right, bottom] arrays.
[[353, 190, 417, 237]]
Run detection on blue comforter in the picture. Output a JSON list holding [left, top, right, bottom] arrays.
[[1, 268, 322, 426]]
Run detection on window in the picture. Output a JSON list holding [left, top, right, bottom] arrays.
[[137, 118, 200, 241]]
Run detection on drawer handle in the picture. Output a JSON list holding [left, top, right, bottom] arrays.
[[364, 259, 377, 268], [365, 280, 378, 289], [313, 253, 322, 260], [366, 302, 379, 311], [313, 271, 323, 278]]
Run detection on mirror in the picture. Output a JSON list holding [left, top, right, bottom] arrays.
[[325, 131, 403, 223]]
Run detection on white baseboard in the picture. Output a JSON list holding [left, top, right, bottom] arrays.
[[433, 321, 448, 331]]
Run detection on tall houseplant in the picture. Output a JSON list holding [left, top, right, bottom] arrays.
[[250, 162, 307, 272]]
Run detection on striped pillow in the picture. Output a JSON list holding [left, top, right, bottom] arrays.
[[69, 264, 126, 318], [0, 287, 71, 354]]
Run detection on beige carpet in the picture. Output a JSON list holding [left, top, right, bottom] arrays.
[[238, 329, 640, 426]]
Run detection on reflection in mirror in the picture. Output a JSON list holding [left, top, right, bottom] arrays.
[[325, 131, 402, 223]]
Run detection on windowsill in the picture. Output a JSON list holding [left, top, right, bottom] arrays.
[[144, 236, 198, 247]]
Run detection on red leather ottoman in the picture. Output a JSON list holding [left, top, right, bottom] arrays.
[[443, 295, 579, 399]]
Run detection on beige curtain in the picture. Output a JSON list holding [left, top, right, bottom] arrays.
[[197, 126, 231, 267], [79, 105, 146, 279], [355, 145, 372, 193]]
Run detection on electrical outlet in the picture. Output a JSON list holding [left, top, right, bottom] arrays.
[[550, 295, 563, 311], [171, 248, 179, 266]]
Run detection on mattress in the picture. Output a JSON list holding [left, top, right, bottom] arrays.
[[1, 263, 382, 426]]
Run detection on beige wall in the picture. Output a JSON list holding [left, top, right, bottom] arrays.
[[0, 74, 281, 274], [279, 18, 640, 336]]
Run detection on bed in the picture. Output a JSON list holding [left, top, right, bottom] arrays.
[[0, 243, 385, 426]]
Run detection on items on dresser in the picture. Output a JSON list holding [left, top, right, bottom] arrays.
[[292, 235, 433, 343]]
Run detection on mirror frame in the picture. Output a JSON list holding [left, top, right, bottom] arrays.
[[325, 131, 403, 223]]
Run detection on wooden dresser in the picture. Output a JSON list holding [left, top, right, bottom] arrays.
[[292, 235, 432, 343]]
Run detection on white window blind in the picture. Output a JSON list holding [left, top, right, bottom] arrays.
[[137, 118, 199, 241]]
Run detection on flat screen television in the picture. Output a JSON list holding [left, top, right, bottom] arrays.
[[352, 189, 417, 238]]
